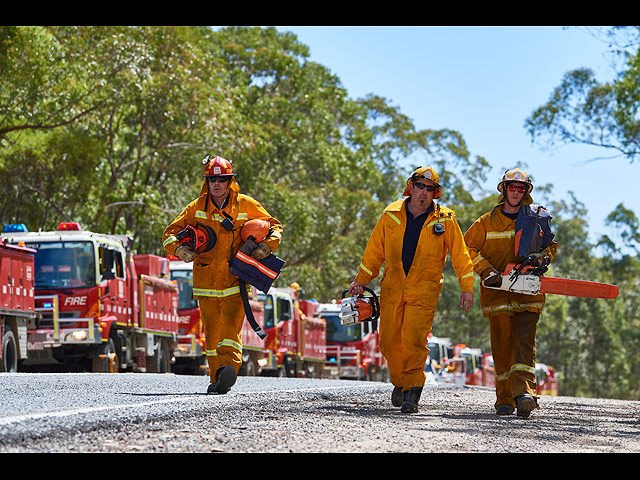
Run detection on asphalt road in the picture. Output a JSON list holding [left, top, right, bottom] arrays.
[[1, 372, 639, 453]]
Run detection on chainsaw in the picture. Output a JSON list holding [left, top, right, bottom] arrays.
[[339, 287, 380, 325], [483, 255, 619, 299], [176, 222, 217, 254]]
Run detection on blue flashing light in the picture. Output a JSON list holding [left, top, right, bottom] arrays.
[[3, 223, 28, 233]]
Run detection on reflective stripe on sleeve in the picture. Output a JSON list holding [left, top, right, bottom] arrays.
[[472, 255, 485, 265], [163, 235, 178, 248], [359, 263, 373, 276]]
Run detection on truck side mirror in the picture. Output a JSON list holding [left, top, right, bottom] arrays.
[[101, 248, 115, 280]]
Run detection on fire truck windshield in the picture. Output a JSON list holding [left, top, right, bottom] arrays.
[[323, 313, 362, 343], [171, 270, 198, 310], [28, 241, 96, 289]]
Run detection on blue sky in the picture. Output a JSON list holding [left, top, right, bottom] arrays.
[[275, 26, 637, 252]]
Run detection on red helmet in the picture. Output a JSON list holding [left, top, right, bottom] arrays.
[[241, 219, 272, 243], [203, 155, 234, 177]]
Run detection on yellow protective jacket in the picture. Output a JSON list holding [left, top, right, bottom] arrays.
[[163, 182, 282, 299], [464, 204, 557, 317], [354, 199, 474, 295]]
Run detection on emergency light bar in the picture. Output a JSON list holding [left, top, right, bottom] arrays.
[[57, 222, 82, 231], [3, 223, 28, 232]]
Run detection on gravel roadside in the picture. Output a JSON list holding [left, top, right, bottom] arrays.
[[2, 381, 639, 453]]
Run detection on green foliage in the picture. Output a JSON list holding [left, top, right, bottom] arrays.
[[525, 26, 640, 162]]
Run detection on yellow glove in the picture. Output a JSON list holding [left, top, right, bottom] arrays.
[[175, 245, 197, 263]]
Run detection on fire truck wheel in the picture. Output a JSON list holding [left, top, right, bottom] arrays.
[[92, 338, 119, 373], [283, 355, 296, 377], [147, 340, 170, 373], [242, 358, 257, 376], [1, 328, 18, 373]]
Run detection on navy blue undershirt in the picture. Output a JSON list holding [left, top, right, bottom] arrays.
[[402, 200, 434, 275], [500, 208, 518, 220]]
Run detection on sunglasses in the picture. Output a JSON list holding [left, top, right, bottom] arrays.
[[207, 176, 231, 183], [506, 184, 526, 193], [413, 181, 437, 192]]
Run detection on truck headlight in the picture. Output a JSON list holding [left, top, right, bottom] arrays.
[[66, 330, 88, 342]]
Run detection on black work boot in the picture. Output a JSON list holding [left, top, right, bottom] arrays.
[[496, 404, 515, 416], [400, 387, 423, 413], [207, 366, 237, 394], [391, 386, 403, 407], [515, 394, 536, 418]]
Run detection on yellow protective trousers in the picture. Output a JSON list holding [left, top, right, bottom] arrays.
[[199, 295, 245, 383], [378, 280, 441, 390], [489, 311, 539, 408]]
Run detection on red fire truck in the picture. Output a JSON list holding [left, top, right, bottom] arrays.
[[319, 302, 388, 382], [263, 285, 326, 378], [0, 235, 39, 372], [536, 363, 558, 396], [425, 338, 494, 387], [168, 259, 207, 375], [1, 222, 179, 373], [457, 345, 485, 386], [425, 335, 558, 393]]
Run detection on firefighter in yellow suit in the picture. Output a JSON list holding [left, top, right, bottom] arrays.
[[348, 167, 474, 413], [163, 156, 282, 394], [464, 168, 557, 418]]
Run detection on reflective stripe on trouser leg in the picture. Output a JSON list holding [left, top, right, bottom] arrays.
[[511, 310, 539, 398], [489, 311, 539, 408], [199, 294, 245, 383], [490, 314, 516, 408], [379, 287, 438, 390]]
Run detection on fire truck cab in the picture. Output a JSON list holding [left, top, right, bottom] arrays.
[[320, 302, 388, 382], [259, 286, 326, 378], [2, 222, 179, 373]]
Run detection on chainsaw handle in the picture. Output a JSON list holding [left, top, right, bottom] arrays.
[[342, 286, 377, 299]]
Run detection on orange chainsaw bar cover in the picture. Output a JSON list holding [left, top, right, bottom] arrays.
[[540, 276, 619, 299]]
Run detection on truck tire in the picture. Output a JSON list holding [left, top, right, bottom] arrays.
[[1, 328, 18, 373], [92, 337, 119, 373], [283, 355, 296, 377], [147, 339, 170, 373]]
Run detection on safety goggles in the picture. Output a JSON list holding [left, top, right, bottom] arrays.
[[506, 183, 527, 193], [207, 176, 231, 183], [413, 181, 437, 192]]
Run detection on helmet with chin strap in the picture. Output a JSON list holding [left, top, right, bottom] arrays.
[[497, 167, 533, 206]]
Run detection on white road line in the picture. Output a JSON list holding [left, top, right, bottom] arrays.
[[0, 384, 381, 426]]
